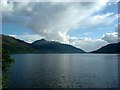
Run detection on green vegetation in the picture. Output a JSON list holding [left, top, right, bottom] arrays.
[[2, 34, 85, 54], [2, 49, 14, 88], [2, 49, 14, 70], [2, 34, 41, 54]]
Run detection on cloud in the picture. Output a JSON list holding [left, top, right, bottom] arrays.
[[2, 0, 119, 2], [102, 32, 118, 43], [9, 34, 43, 43], [2, 1, 109, 43], [79, 13, 118, 28], [2, 1, 119, 52], [1, 0, 110, 2], [9, 33, 108, 52], [9, 32, 119, 52], [68, 37, 108, 52]]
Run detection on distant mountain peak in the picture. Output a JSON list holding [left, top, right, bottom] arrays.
[[31, 38, 51, 46], [35, 38, 47, 43], [40, 38, 47, 41]]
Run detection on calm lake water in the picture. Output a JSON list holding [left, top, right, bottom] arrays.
[[7, 54, 118, 88]]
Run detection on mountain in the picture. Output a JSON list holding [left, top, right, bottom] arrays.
[[2, 34, 120, 54], [2, 34, 85, 54], [91, 42, 120, 53], [31, 39, 85, 53], [2, 34, 41, 54]]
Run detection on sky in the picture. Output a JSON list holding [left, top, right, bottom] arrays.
[[1, 0, 120, 52]]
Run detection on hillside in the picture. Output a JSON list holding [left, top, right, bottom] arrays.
[[31, 39, 85, 53], [2, 34, 41, 54], [2, 34, 85, 54], [91, 42, 120, 53]]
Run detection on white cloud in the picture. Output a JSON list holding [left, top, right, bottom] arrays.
[[68, 37, 108, 52], [102, 32, 118, 43], [1, 0, 110, 2], [2, 1, 119, 52], [79, 13, 118, 28], [9, 34, 108, 52], [68, 31, 119, 52], [2, 1, 110, 43], [9, 34, 43, 43], [3, 0, 119, 2]]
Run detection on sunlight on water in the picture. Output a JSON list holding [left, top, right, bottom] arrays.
[[7, 54, 118, 88]]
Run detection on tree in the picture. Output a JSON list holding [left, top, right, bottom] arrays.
[[2, 49, 14, 70], [2, 49, 14, 88]]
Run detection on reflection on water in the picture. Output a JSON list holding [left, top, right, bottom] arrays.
[[7, 54, 118, 88]]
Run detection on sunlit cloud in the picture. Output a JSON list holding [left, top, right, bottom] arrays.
[[2, 0, 119, 51], [102, 32, 118, 43], [2, 1, 110, 42]]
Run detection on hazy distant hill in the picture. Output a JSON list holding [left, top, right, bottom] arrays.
[[2, 34, 85, 54], [91, 42, 120, 54], [31, 39, 85, 53]]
